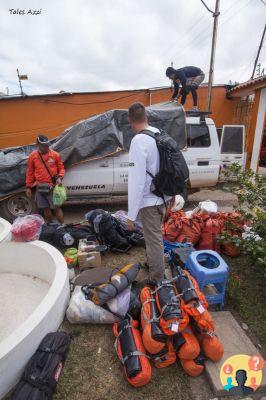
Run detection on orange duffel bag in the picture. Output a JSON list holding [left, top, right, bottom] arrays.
[[162, 211, 185, 242], [175, 213, 203, 245], [155, 280, 189, 335], [140, 286, 166, 354], [152, 340, 176, 369], [173, 325, 200, 360], [196, 331, 224, 362], [197, 213, 223, 253], [179, 356, 205, 377], [113, 318, 151, 387]]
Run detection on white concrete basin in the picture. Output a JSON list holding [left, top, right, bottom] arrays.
[[0, 240, 70, 399], [0, 217, 11, 243]]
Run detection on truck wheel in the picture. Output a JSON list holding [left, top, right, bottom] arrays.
[[0, 193, 37, 222]]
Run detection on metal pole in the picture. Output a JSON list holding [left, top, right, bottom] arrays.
[[17, 68, 23, 95], [207, 0, 220, 112], [251, 23, 266, 79]]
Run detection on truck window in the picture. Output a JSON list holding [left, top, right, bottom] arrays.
[[221, 126, 243, 154], [186, 124, 211, 148]]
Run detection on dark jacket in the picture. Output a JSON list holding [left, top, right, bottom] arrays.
[[172, 66, 203, 98]]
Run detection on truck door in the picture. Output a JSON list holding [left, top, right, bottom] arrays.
[[220, 125, 245, 169], [63, 157, 114, 198], [112, 152, 129, 194], [184, 121, 220, 188]]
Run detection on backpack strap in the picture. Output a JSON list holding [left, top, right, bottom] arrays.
[[139, 129, 167, 206]]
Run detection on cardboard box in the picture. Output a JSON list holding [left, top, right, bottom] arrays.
[[78, 239, 101, 269]]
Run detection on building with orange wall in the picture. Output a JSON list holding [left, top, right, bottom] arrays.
[[0, 84, 245, 149]]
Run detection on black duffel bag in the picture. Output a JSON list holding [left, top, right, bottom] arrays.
[[12, 331, 70, 400]]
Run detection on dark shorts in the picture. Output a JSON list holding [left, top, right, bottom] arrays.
[[35, 190, 55, 209]]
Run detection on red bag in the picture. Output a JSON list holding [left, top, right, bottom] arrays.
[[113, 319, 151, 387], [179, 357, 205, 377], [163, 211, 202, 245], [176, 325, 200, 360], [175, 214, 203, 245], [152, 340, 176, 369], [196, 332, 224, 362], [162, 211, 185, 242], [197, 213, 223, 252], [140, 287, 166, 354]]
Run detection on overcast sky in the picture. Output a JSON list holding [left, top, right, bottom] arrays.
[[0, 0, 265, 95]]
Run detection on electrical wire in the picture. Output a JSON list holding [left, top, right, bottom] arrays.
[[259, 0, 266, 5], [0, 89, 160, 135], [199, 0, 216, 15]]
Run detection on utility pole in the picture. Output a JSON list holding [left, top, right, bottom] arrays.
[[251, 23, 266, 79], [17, 68, 24, 95], [207, 0, 220, 112]]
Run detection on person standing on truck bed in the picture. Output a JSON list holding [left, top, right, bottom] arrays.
[[126, 102, 171, 281], [166, 66, 205, 111], [26, 135, 65, 224]]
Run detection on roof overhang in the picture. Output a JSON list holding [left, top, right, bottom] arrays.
[[229, 76, 266, 98]]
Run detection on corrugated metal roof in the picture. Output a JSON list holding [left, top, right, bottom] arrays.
[[230, 75, 266, 93]]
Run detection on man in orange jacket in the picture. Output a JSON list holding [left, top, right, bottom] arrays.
[[26, 135, 65, 223]]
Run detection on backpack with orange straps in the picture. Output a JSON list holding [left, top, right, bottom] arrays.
[[113, 318, 151, 387], [154, 280, 189, 335], [140, 286, 167, 354]]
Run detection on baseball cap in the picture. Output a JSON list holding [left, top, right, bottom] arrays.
[[37, 135, 51, 146]]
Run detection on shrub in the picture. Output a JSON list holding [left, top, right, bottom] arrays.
[[220, 164, 266, 268]]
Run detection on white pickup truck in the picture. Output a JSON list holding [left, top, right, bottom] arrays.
[[0, 114, 245, 221]]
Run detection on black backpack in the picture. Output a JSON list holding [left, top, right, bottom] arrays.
[[141, 129, 189, 197], [12, 331, 70, 400]]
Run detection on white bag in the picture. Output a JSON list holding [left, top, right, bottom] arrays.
[[192, 200, 218, 215], [66, 286, 119, 324], [107, 287, 131, 318], [171, 195, 185, 212]]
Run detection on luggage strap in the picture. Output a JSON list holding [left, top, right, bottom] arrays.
[[114, 323, 150, 364], [141, 297, 181, 323], [23, 373, 56, 396], [38, 345, 66, 358]]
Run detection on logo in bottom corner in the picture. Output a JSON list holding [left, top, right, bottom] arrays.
[[220, 354, 265, 396]]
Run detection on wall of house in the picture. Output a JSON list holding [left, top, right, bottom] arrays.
[[0, 86, 241, 148]]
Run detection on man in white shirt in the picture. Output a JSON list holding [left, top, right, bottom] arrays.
[[127, 102, 168, 281]]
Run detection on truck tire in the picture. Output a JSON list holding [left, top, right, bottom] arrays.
[[0, 193, 37, 222]]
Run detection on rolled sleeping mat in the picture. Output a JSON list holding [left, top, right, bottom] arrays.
[[172, 265, 199, 304], [113, 318, 151, 387], [179, 354, 205, 377], [155, 280, 189, 335], [152, 340, 176, 369], [82, 263, 140, 305], [173, 325, 200, 360], [140, 286, 167, 354]]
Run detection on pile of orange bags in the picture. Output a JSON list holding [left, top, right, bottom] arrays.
[[113, 271, 224, 387], [163, 210, 244, 257]]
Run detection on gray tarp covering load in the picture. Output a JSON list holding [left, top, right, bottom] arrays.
[[0, 102, 186, 197]]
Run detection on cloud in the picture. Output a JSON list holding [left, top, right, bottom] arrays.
[[0, 0, 265, 95]]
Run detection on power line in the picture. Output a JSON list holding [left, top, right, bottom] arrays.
[[199, 0, 218, 15], [259, 0, 266, 5]]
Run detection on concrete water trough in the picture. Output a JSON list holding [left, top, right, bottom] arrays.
[[0, 217, 11, 243], [0, 240, 70, 398]]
